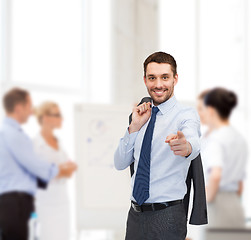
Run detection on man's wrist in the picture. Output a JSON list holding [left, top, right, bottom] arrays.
[[185, 142, 192, 157], [128, 123, 140, 134]]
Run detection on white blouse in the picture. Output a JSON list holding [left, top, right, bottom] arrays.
[[33, 133, 70, 205], [201, 125, 248, 192]]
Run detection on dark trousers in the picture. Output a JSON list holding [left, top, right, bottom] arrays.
[[125, 203, 187, 240], [0, 192, 34, 240]]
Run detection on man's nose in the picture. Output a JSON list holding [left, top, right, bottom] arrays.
[[155, 78, 163, 89]]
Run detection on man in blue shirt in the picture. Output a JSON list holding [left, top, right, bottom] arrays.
[[114, 52, 201, 239], [0, 88, 76, 240]]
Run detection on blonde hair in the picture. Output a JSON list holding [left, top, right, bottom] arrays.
[[35, 101, 59, 125]]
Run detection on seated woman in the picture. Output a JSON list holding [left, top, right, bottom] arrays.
[[33, 101, 77, 240]]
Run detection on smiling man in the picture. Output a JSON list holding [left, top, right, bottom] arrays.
[[114, 52, 201, 240]]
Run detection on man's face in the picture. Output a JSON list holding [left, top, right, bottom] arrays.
[[144, 62, 178, 106], [197, 99, 207, 125], [18, 95, 33, 123]]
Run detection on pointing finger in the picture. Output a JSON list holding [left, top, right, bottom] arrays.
[[165, 134, 177, 143]]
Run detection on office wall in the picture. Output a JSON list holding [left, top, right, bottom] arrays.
[[111, 0, 158, 105]]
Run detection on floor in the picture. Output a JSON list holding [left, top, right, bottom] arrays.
[[79, 229, 125, 240]]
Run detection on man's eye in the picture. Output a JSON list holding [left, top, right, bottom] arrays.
[[149, 77, 155, 80], [163, 76, 169, 80]]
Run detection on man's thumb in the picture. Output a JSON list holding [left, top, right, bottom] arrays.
[[177, 131, 185, 139]]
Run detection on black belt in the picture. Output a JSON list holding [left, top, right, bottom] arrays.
[[0, 191, 33, 200], [131, 199, 183, 213]]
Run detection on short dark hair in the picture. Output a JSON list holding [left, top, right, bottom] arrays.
[[3, 87, 30, 113], [143, 51, 177, 77], [204, 87, 237, 120]]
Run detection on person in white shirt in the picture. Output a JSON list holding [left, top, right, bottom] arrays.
[[33, 101, 77, 240], [201, 88, 247, 228]]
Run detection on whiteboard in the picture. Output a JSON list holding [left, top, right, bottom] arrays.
[[74, 103, 132, 230]]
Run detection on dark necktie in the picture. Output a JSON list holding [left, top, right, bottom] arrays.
[[133, 106, 159, 205]]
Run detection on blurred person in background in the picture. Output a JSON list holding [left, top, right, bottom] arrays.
[[196, 90, 211, 175], [201, 87, 247, 229], [33, 101, 77, 240], [197, 90, 210, 131], [0, 88, 77, 240]]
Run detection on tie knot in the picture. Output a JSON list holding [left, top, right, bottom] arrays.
[[152, 106, 159, 114]]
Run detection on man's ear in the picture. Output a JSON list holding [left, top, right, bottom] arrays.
[[144, 76, 147, 85], [15, 102, 26, 115], [14, 104, 21, 114], [174, 74, 178, 86]]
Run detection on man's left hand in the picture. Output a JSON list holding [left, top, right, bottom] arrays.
[[165, 131, 192, 157]]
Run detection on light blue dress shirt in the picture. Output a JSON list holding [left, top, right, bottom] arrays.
[[0, 117, 59, 196], [114, 96, 201, 203]]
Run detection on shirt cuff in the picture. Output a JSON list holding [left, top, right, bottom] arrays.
[[186, 138, 200, 161], [123, 128, 139, 150], [48, 163, 59, 181]]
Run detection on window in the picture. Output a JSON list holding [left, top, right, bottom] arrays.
[[84, 0, 112, 103], [9, 0, 83, 89]]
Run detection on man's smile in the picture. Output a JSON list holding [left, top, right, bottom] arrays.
[[152, 89, 167, 97]]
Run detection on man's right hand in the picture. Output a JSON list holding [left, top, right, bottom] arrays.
[[129, 102, 152, 133], [57, 161, 77, 178]]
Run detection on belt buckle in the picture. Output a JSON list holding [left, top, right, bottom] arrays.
[[132, 202, 142, 213]]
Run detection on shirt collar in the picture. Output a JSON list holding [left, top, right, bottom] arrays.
[[3, 117, 22, 131], [153, 95, 177, 115]]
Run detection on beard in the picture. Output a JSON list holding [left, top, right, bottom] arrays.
[[147, 83, 175, 106]]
